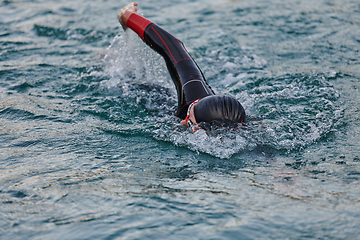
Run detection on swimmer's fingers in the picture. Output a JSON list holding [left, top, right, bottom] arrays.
[[118, 2, 139, 30]]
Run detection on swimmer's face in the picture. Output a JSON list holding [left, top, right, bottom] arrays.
[[180, 104, 198, 127]]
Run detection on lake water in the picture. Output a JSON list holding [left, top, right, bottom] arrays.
[[1, 0, 360, 239]]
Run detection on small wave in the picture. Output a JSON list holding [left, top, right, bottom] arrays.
[[33, 24, 105, 43], [0, 107, 39, 121]]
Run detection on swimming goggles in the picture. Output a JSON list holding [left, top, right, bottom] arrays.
[[184, 99, 200, 132]]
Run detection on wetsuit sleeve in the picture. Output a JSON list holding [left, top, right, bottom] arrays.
[[126, 13, 214, 119]]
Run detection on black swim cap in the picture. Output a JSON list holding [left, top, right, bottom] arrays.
[[193, 95, 245, 123]]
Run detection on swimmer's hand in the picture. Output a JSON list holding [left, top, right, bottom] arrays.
[[118, 2, 138, 30]]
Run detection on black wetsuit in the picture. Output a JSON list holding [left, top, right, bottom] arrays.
[[127, 13, 214, 119]]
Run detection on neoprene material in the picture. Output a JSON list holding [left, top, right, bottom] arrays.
[[126, 13, 152, 40], [127, 13, 214, 119], [193, 95, 245, 123]]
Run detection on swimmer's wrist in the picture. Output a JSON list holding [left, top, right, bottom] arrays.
[[118, 2, 138, 30]]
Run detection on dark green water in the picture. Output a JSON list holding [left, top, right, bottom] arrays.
[[1, 0, 360, 239]]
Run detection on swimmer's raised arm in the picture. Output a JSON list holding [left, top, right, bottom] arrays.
[[116, 3, 245, 131], [117, 3, 214, 120]]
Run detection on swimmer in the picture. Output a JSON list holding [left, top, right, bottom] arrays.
[[118, 2, 245, 132]]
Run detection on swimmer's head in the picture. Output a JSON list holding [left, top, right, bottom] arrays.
[[181, 95, 245, 132], [193, 95, 245, 124]]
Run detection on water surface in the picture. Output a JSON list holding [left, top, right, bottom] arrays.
[[1, 0, 360, 239]]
